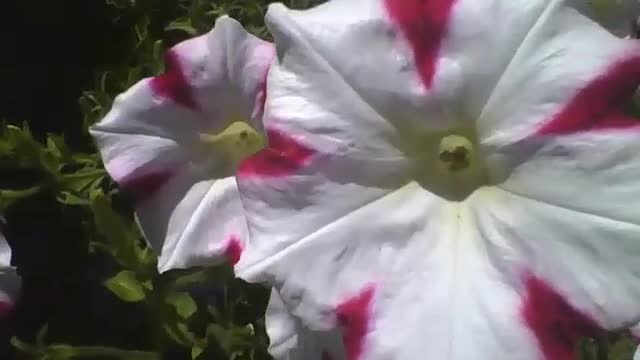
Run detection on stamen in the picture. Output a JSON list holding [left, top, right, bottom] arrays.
[[438, 135, 473, 172], [199, 121, 265, 170]]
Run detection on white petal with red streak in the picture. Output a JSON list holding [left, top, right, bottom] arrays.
[[136, 172, 247, 272], [266, 289, 344, 360], [242, 182, 591, 359], [91, 16, 273, 271], [478, 1, 640, 331], [477, 3, 635, 145]]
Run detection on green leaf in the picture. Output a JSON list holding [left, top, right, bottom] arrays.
[[166, 292, 198, 319], [104, 270, 146, 302], [61, 169, 105, 193], [206, 323, 231, 354], [191, 345, 204, 359], [106, 0, 136, 9], [165, 20, 198, 36], [163, 322, 197, 347], [46, 134, 69, 161], [90, 189, 142, 268], [4, 124, 42, 167], [10, 337, 39, 356], [0, 185, 42, 212], [57, 191, 90, 206], [36, 324, 48, 348]]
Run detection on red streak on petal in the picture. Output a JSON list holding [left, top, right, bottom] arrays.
[[224, 235, 244, 265], [0, 301, 13, 319], [521, 274, 602, 360], [119, 170, 174, 203], [336, 285, 375, 360], [536, 55, 640, 136], [150, 50, 199, 110], [257, 70, 269, 118], [384, 0, 457, 88], [256, 52, 274, 120], [238, 128, 316, 178]]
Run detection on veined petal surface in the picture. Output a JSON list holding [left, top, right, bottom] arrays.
[[236, 1, 640, 359]]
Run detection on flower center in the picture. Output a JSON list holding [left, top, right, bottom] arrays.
[[199, 121, 265, 172], [403, 126, 490, 202], [438, 135, 473, 172]]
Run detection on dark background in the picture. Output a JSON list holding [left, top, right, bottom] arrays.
[[0, 1, 157, 358]]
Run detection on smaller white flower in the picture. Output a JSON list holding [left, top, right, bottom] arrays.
[[90, 16, 274, 272]]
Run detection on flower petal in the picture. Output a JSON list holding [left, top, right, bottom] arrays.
[[136, 171, 247, 272], [260, 0, 463, 147], [241, 182, 591, 359], [477, 3, 639, 146], [486, 16, 640, 326], [472, 187, 640, 348], [266, 289, 344, 359], [244, 181, 640, 359], [91, 16, 273, 272], [0, 228, 20, 318], [91, 16, 273, 196]]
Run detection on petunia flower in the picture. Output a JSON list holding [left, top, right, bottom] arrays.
[[89, 15, 312, 358], [234, 0, 640, 359], [0, 217, 20, 319], [90, 16, 274, 272]]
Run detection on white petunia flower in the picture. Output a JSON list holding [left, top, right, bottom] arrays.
[[89, 15, 309, 359], [235, 0, 640, 359], [90, 16, 274, 272]]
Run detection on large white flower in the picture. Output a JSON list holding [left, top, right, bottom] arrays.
[[90, 16, 274, 272], [235, 0, 640, 359], [0, 218, 20, 318]]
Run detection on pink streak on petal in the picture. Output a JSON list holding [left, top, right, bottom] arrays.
[[256, 65, 271, 119], [336, 286, 375, 360], [238, 128, 316, 178], [384, 0, 457, 88], [224, 235, 244, 265], [536, 55, 640, 136], [150, 50, 199, 110], [521, 274, 602, 360], [0, 301, 13, 318], [119, 170, 174, 203], [255, 46, 275, 120]]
